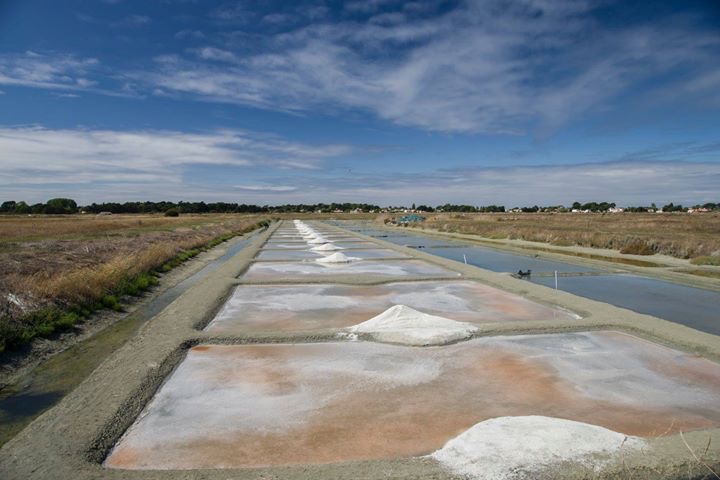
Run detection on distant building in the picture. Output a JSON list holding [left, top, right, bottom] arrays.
[[397, 213, 426, 223]]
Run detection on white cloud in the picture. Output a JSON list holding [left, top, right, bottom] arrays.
[[0, 51, 100, 91], [0, 127, 353, 195], [244, 160, 720, 207], [1, 126, 716, 206], [195, 47, 238, 63], [235, 184, 297, 192], [137, 0, 720, 134], [3, 2, 718, 136]]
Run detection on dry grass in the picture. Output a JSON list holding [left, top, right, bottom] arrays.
[[0, 214, 237, 242], [398, 212, 720, 260], [0, 214, 267, 352]]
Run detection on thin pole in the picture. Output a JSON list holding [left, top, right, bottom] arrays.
[[463, 254, 468, 264], [554, 270, 558, 290]]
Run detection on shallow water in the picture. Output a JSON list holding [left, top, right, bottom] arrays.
[[529, 274, 720, 335], [335, 222, 720, 335], [340, 225, 599, 272]]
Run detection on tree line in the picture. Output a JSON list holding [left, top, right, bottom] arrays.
[[0, 199, 381, 215], [1, 198, 718, 215]]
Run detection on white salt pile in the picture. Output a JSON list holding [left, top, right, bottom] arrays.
[[348, 305, 478, 346], [431, 416, 645, 480], [315, 252, 359, 264], [311, 243, 343, 251]]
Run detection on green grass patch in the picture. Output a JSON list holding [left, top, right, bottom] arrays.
[[677, 269, 720, 280], [690, 255, 720, 266]]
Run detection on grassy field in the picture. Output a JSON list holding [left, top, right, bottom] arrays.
[[0, 214, 268, 353], [389, 212, 720, 260]]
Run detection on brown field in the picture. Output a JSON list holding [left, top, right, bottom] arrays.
[[392, 212, 720, 260], [0, 214, 266, 352]]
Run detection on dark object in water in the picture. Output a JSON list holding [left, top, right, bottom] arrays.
[[517, 269, 532, 278]]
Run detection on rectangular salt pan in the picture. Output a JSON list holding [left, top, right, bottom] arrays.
[[206, 281, 574, 333], [240, 259, 458, 280], [256, 248, 409, 261], [105, 332, 720, 470]]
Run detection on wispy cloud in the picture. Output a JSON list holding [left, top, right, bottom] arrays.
[[235, 184, 298, 192], [131, 0, 720, 134], [194, 47, 238, 63], [3, 1, 718, 136], [0, 126, 353, 197], [2, 126, 716, 206], [0, 51, 99, 91], [227, 159, 720, 207]]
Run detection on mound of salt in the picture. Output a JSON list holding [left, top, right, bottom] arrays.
[[315, 252, 359, 264], [348, 305, 477, 346], [311, 243, 344, 251], [431, 416, 645, 480]]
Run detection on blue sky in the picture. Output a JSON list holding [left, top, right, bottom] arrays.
[[0, 0, 719, 207]]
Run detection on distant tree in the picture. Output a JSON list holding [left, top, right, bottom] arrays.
[[662, 203, 685, 212], [44, 198, 78, 214], [0, 201, 17, 213], [436, 204, 478, 212], [478, 205, 505, 213], [14, 201, 31, 214], [415, 205, 434, 212], [164, 208, 180, 217]]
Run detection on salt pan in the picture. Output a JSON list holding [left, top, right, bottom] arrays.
[[307, 236, 329, 244]]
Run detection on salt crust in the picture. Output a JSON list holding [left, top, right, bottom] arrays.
[[311, 243, 344, 251], [307, 236, 329, 244]]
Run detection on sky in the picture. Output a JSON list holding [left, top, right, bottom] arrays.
[[0, 0, 719, 207]]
